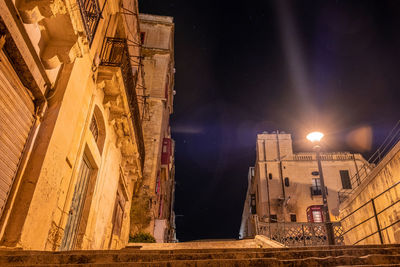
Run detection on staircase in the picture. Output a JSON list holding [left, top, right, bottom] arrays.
[[1, 240, 400, 266]]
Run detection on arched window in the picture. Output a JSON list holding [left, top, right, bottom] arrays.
[[89, 115, 99, 142], [90, 105, 106, 154]]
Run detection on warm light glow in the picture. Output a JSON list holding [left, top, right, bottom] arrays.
[[307, 131, 324, 143]]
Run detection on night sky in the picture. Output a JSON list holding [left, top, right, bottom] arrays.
[[138, 0, 400, 241]]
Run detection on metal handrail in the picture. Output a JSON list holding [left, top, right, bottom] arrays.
[[339, 120, 400, 203], [341, 181, 400, 245]]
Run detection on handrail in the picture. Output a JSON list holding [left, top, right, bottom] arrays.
[[339, 120, 400, 203], [340, 180, 400, 245]]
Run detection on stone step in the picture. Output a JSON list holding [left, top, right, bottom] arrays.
[[8, 254, 400, 267], [2, 243, 400, 256], [1, 247, 400, 265]]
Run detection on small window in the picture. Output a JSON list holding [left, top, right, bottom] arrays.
[[270, 214, 277, 223], [312, 178, 321, 187], [268, 173, 273, 180], [340, 170, 352, 189], [284, 177, 290, 187], [311, 178, 322, 196], [290, 214, 297, 222]]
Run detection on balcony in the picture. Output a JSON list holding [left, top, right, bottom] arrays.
[[100, 37, 145, 169], [77, 0, 102, 46], [310, 186, 328, 197]]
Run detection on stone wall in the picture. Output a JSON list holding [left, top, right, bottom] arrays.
[[340, 141, 400, 245]]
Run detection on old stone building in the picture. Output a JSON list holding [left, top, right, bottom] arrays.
[[129, 14, 176, 243], [240, 131, 369, 238], [0, 0, 148, 250]]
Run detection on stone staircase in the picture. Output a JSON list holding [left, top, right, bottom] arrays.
[[1, 240, 400, 266]]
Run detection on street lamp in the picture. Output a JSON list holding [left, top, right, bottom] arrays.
[[307, 131, 335, 245]]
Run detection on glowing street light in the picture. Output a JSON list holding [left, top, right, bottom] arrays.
[[307, 131, 334, 245], [306, 131, 324, 143]]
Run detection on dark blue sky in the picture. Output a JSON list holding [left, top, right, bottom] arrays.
[[139, 0, 400, 241]]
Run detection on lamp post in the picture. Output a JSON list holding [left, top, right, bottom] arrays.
[[306, 131, 335, 245]]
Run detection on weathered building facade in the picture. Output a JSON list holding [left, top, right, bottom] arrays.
[[0, 0, 147, 250], [129, 14, 176, 243], [240, 132, 369, 238]]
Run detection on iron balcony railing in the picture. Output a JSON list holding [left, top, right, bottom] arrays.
[[77, 0, 102, 46], [310, 186, 322, 196], [100, 37, 145, 169], [255, 219, 344, 247]]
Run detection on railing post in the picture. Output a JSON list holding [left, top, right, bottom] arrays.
[[371, 198, 384, 244]]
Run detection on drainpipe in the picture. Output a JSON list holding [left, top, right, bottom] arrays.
[[263, 140, 271, 223], [276, 131, 285, 199]]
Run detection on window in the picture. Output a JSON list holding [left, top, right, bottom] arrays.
[[90, 106, 106, 154], [290, 214, 297, 222], [311, 178, 322, 196], [270, 214, 277, 223], [268, 173, 273, 180], [340, 170, 352, 189], [284, 177, 290, 187], [89, 115, 99, 142]]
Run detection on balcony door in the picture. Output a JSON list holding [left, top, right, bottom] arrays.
[[60, 155, 93, 250]]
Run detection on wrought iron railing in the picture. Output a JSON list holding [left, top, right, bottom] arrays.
[[256, 220, 344, 247], [310, 186, 329, 197], [77, 0, 101, 46], [338, 120, 400, 203], [310, 186, 322, 196], [340, 181, 400, 245], [100, 37, 145, 168]]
